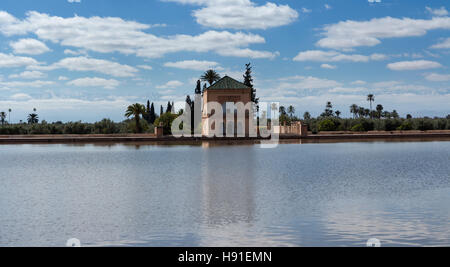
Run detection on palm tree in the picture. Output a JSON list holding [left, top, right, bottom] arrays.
[[27, 113, 39, 124], [367, 94, 375, 118], [335, 110, 341, 118], [125, 103, 146, 133], [287, 105, 295, 118], [0, 112, 6, 126], [376, 104, 383, 119], [201, 70, 221, 86], [350, 104, 358, 119]]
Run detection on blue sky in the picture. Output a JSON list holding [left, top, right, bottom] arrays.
[[0, 0, 449, 122]]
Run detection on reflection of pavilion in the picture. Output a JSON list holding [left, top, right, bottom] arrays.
[[202, 76, 253, 137], [200, 146, 255, 226]]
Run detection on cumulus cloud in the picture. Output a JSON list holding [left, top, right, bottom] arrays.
[[9, 71, 46, 79], [387, 60, 443, 71], [320, 64, 336, 69], [0, 11, 277, 59], [424, 73, 450, 82], [163, 0, 298, 30], [10, 93, 32, 100], [164, 60, 220, 71], [431, 38, 450, 49], [156, 80, 184, 89], [426, 7, 448, 17], [67, 77, 120, 89], [30, 56, 138, 77], [10, 38, 50, 55], [293, 50, 387, 62], [317, 16, 450, 50], [137, 65, 153, 70], [0, 80, 54, 89], [277, 76, 342, 91], [0, 52, 39, 68], [68, 0, 81, 3]]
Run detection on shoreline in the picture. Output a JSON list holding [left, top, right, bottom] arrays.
[[1, 131, 450, 145]]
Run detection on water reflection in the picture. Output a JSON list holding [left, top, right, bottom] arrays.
[[0, 142, 449, 246]]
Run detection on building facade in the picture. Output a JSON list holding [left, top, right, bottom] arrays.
[[202, 76, 254, 137]]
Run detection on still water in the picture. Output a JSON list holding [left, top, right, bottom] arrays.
[[0, 141, 449, 247]]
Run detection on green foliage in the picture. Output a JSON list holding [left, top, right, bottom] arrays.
[[416, 118, 434, 131], [318, 119, 336, 131], [127, 119, 150, 133], [351, 124, 366, 132], [397, 120, 413, 131], [94, 119, 122, 134], [154, 112, 179, 135]]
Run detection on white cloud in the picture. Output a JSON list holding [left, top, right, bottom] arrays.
[[0, 80, 54, 88], [426, 7, 448, 17], [10, 93, 32, 100], [431, 38, 450, 49], [0, 11, 277, 59], [0, 53, 39, 68], [30, 56, 138, 77], [301, 8, 312, 14], [424, 73, 450, 82], [137, 65, 153, 70], [67, 77, 120, 89], [324, 4, 332, 10], [387, 60, 442, 71], [68, 0, 81, 3], [368, 0, 381, 3], [320, 64, 336, 69], [277, 76, 342, 91], [156, 80, 184, 89], [9, 71, 46, 79], [164, 60, 220, 71], [351, 80, 367, 85], [164, 0, 298, 30], [293, 50, 387, 62], [58, 76, 69, 81], [10, 38, 50, 55], [317, 16, 450, 50]]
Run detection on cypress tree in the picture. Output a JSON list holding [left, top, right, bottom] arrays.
[[244, 63, 258, 107], [150, 102, 156, 124], [160, 105, 164, 116], [195, 80, 202, 95]]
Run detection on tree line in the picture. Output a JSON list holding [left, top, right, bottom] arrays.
[[278, 94, 450, 133]]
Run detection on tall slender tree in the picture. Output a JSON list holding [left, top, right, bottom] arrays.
[[149, 102, 156, 124], [8, 108, 11, 124], [350, 104, 358, 119], [376, 104, 383, 119], [287, 105, 295, 118], [160, 105, 164, 117], [367, 94, 375, 118], [195, 80, 202, 95], [0, 112, 6, 126], [166, 101, 172, 113], [244, 63, 258, 107]]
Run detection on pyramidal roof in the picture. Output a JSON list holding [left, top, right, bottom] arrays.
[[206, 76, 250, 90]]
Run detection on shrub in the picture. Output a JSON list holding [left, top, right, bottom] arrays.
[[416, 119, 434, 131], [397, 120, 413, 131], [318, 119, 336, 132], [154, 113, 179, 135], [351, 124, 365, 132], [384, 119, 402, 131]]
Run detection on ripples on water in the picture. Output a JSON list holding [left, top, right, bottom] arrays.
[[0, 141, 449, 247]]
